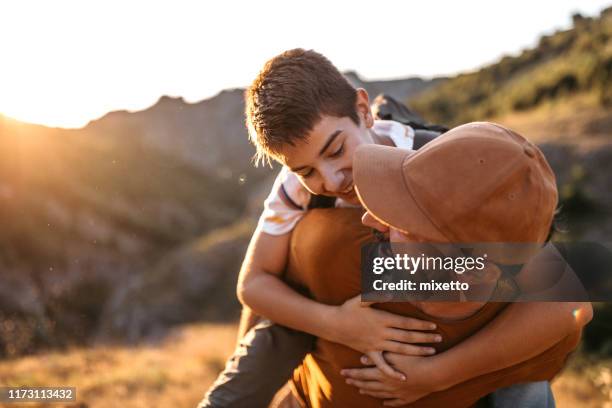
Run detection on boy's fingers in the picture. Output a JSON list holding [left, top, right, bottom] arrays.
[[383, 341, 436, 356], [361, 355, 373, 365], [386, 328, 442, 344], [384, 352, 404, 365], [341, 367, 381, 380], [367, 351, 406, 381], [388, 315, 437, 331], [346, 379, 394, 392]]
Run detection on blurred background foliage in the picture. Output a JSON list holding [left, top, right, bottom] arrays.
[[411, 10, 612, 126]]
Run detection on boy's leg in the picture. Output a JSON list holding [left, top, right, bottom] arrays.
[[197, 320, 314, 408], [488, 381, 556, 408], [268, 383, 304, 408]]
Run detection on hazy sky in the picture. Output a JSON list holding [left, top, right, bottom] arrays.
[[1, 0, 609, 128]]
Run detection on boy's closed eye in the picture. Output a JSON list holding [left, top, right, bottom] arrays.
[[298, 143, 345, 179], [300, 168, 314, 178], [330, 143, 344, 158]]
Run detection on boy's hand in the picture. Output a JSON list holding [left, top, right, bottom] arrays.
[[362, 350, 405, 381], [341, 353, 446, 406], [328, 295, 441, 379]]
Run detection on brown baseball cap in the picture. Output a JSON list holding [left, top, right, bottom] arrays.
[[354, 122, 558, 244]]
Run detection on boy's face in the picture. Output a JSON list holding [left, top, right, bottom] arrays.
[[282, 116, 373, 204], [276, 89, 374, 205]]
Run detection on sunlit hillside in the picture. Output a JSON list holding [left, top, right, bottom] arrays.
[[410, 8, 612, 131], [0, 91, 275, 358]]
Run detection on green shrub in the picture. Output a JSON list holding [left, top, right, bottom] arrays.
[[411, 8, 612, 125]]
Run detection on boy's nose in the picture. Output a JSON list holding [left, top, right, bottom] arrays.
[[321, 169, 344, 193]]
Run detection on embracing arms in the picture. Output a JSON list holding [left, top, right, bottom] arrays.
[[236, 227, 440, 376], [343, 301, 593, 406]]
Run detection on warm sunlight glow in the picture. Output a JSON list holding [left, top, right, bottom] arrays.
[[0, 0, 609, 128]]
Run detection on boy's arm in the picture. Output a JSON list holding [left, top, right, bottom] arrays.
[[236, 226, 440, 359], [236, 305, 261, 343], [236, 227, 333, 337]]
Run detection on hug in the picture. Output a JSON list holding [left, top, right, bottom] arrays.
[[198, 49, 592, 408]]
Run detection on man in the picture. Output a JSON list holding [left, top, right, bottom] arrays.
[[281, 122, 590, 407]]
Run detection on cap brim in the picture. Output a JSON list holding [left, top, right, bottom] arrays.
[[353, 144, 446, 242]]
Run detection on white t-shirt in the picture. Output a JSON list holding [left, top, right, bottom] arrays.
[[258, 120, 415, 235]]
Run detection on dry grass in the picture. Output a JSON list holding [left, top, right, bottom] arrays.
[[0, 322, 610, 408], [0, 323, 238, 408], [552, 356, 612, 408]]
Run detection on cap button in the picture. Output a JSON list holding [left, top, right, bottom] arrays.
[[523, 145, 536, 158]]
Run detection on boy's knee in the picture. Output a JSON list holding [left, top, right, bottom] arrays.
[[199, 321, 314, 408], [245, 321, 314, 361]]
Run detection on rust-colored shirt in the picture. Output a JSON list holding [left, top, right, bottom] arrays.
[[284, 208, 581, 408]]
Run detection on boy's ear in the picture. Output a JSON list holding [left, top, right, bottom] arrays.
[[355, 88, 373, 128]]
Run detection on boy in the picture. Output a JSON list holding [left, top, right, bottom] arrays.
[[199, 49, 591, 407], [201, 48, 437, 408]]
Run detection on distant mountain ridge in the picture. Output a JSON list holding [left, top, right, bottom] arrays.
[[343, 71, 445, 102]]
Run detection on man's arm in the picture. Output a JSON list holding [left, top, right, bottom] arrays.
[[431, 301, 592, 386], [431, 250, 593, 385]]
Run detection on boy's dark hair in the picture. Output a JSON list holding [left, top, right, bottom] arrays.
[[245, 48, 360, 166]]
